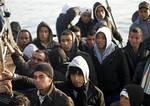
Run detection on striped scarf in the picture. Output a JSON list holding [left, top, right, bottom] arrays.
[[141, 58, 150, 95]]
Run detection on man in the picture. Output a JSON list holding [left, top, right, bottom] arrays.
[[55, 56, 105, 106], [124, 27, 144, 81], [25, 62, 74, 106], [130, 1, 150, 40], [56, 4, 80, 41], [49, 29, 98, 85], [76, 7, 94, 37]]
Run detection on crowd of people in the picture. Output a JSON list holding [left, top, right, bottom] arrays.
[[0, 1, 150, 106]]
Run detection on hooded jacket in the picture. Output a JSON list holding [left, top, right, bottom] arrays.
[[33, 21, 58, 50], [94, 27, 116, 63], [55, 56, 105, 106], [130, 16, 150, 40], [92, 2, 123, 43], [92, 28, 130, 96]]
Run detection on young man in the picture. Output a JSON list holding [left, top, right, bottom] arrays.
[[92, 27, 130, 106], [55, 56, 105, 106], [76, 7, 94, 37], [124, 27, 144, 81], [25, 62, 74, 106], [93, 2, 122, 44], [130, 1, 150, 40], [49, 29, 98, 85], [111, 84, 144, 106]]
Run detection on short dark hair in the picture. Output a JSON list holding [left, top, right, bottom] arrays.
[[87, 30, 96, 37], [61, 29, 73, 37], [34, 50, 49, 62], [69, 26, 81, 33], [130, 27, 143, 35]]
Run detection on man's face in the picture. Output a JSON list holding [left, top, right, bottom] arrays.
[[96, 32, 106, 50], [74, 31, 82, 42], [33, 71, 52, 90], [60, 34, 73, 52], [38, 27, 49, 42], [31, 52, 46, 67], [87, 35, 95, 48], [70, 74, 85, 88], [96, 6, 106, 19], [139, 8, 150, 21], [18, 31, 31, 48], [128, 32, 143, 50], [81, 14, 91, 24], [120, 96, 130, 106]]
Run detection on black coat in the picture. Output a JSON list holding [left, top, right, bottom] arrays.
[[56, 8, 76, 38], [133, 56, 150, 106], [49, 47, 98, 85], [124, 42, 143, 81], [92, 48, 130, 96], [55, 81, 105, 106], [76, 18, 94, 37], [25, 84, 73, 106]]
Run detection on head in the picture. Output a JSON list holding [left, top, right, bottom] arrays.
[[31, 50, 48, 68], [33, 63, 54, 91], [17, 29, 32, 50], [23, 44, 38, 59], [80, 8, 92, 24], [10, 95, 30, 106], [94, 2, 109, 20], [128, 27, 143, 50], [95, 27, 112, 50], [69, 26, 82, 42], [60, 30, 75, 52], [120, 84, 144, 106], [138, 1, 150, 21], [86, 30, 96, 48], [37, 21, 52, 43], [66, 56, 89, 88], [10, 21, 21, 41]]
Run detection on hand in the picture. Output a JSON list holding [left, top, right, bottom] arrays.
[[3, 80, 13, 96], [107, 6, 111, 12], [2, 69, 14, 80]]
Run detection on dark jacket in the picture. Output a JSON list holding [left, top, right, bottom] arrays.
[[92, 48, 130, 96], [55, 81, 105, 106], [11, 53, 33, 77], [25, 84, 73, 106], [56, 8, 76, 38], [132, 56, 150, 106], [124, 42, 144, 81], [33, 22, 59, 50], [76, 18, 94, 37], [49, 46, 98, 85]]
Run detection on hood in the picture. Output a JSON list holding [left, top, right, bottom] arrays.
[[95, 27, 112, 49], [93, 2, 109, 21], [66, 56, 89, 84], [36, 21, 53, 42]]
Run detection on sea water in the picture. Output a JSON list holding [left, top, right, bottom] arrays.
[[6, 0, 149, 44]]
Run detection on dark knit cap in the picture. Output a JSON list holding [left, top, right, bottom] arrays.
[[33, 62, 54, 78], [124, 84, 144, 106]]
